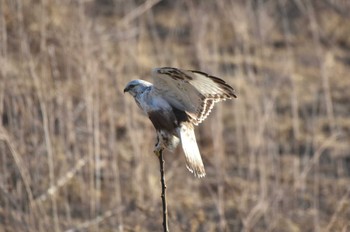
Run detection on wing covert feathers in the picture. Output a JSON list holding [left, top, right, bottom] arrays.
[[179, 123, 206, 178], [152, 67, 236, 125]]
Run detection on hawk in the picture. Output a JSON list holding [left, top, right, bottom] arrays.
[[124, 67, 236, 177]]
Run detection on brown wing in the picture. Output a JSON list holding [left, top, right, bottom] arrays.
[[152, 67, 236, 125]]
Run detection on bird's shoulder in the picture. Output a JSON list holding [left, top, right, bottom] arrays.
[[139, 88, 172, 113]]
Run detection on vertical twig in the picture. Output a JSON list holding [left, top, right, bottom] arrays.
[[157, 149, 169, 232]]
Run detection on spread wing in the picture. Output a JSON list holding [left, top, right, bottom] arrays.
[[151, 67, 237, 125]]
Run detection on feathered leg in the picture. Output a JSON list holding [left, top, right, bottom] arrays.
[[154, 134, 162, 156]]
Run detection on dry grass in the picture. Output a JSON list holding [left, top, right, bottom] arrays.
[[1, 0, 350, 231]]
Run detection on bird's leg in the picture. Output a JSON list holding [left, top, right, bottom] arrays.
[[154, 135, 163, 157], [154, 144, 163, 157], [155, 134, 159, 148]]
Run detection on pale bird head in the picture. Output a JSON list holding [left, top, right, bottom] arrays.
[[123, 80, 152, 97]]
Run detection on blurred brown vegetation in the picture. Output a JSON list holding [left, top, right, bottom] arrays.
[[1, 0, 350, 231]]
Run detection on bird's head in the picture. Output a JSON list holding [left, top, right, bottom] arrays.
[[123, 80, 152, 97]]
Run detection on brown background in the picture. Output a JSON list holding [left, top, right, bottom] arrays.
[[1, 0, 350, 231]]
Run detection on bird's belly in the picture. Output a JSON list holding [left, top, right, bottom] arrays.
[[148, 109, 177, 133]]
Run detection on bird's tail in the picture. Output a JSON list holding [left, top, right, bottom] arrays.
[[178, 123, 206, 178]]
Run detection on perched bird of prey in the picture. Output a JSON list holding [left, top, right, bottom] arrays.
[[124, 67, 236, 177]]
